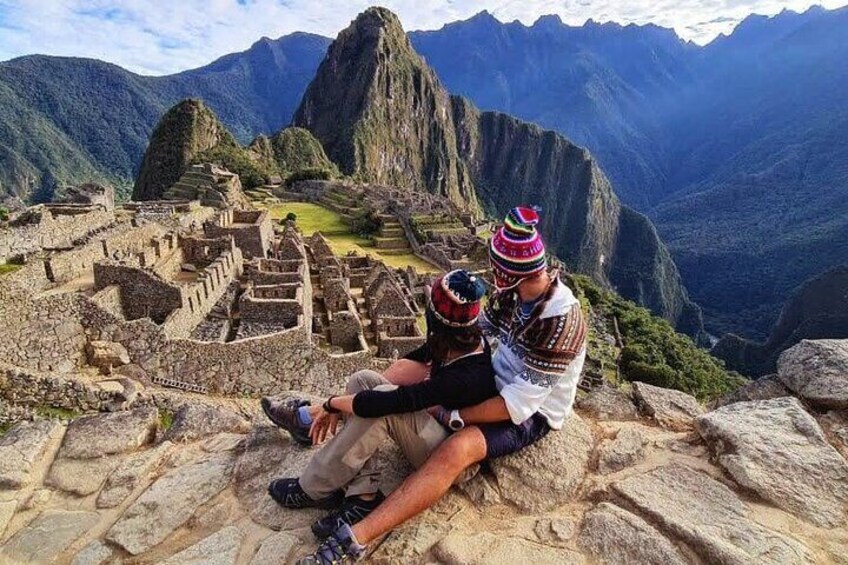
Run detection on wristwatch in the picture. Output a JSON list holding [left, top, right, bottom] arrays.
[[448, 409, 465, 431]]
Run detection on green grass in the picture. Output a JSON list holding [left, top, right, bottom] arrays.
[[158, 409, 175, 431], [35, 406, 81, 420], [0, 263, 22, 276], [267, 202, 438, 273]]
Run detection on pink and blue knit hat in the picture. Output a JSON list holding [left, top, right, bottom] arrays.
[[489, 207, 547, 290]]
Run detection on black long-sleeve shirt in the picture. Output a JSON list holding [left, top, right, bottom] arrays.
[[352, 342, 498, 418]]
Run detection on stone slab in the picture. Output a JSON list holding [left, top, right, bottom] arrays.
[[0, 509, 99, 563], [488, 413, 593, 512], [613, 464, 814, 564], [632, 381, 704, 431], [0, 419, 64, 489], [577, 502, 687, 565], [60, 407, 157, 459], [695, 397, 848, 527], [106, 450, 234, 555], [160, 525, 244, 565]]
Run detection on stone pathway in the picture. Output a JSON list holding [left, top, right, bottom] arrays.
[[0, 386, 846, 564]]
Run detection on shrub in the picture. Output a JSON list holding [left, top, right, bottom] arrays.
[[0, 206, 9, 222], [285, 167, 335, 187], [285, 212, 297, 223], [566, 273, 746, 401]]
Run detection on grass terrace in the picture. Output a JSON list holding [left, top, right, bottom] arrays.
[[0, 263, 22, 276], [267, 202, 438, 273]]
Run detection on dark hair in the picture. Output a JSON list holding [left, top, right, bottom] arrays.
[[425, 310, 483, 363]]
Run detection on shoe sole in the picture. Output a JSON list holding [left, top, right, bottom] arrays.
[[261, 398, 312, 447]]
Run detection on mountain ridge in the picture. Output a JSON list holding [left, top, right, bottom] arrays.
[[289, 7, 703, 338]]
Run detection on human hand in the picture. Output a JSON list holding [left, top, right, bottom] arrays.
[[427, 405, 449, 426], [309, 409, 340, 445]]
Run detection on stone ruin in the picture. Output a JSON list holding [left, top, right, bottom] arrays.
[[162, 163, 252, 209], [285, 179, 490, 272]]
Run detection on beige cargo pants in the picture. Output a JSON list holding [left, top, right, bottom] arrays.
[[299, 369, 457, 499]]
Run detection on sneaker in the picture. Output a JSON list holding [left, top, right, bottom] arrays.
[[311, 491, 386, 539], [261, 397, 312, 446], [268, 478, 344, 510], [297, 522, 366, 565]]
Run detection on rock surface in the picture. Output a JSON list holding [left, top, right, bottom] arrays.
[[488, 413, 593, 512], [106, 450, 235, 555], [613, 464, 814, 564], [71, 540, 114, 565], [0, 509, 99, 563], [598, 426, 648, 474], [778, 339, 848, 409], [45, 453, 122, 495], [434, 531, 584, 563], [60, 406, 157, 459], [632, 381, 705, 431], [96, 441, 172, 508], [164, 402, 251, 443], [713, 374, 792, 408], [577, 502, 687, 565], [86, 340, 130, 374], [160, 525, 244, 565], [695, 396, 848, 527], [0, 419, 63, 489], [250, 531, 300, 565], [234, 426, 322, 530], [577, 385, 640, 421]]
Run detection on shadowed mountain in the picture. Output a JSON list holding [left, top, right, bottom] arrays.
[[713, 266, 848, 376]]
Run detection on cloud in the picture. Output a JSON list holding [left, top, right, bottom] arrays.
[[0, 0, 844, 74]]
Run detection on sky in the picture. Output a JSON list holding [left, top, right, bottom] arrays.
[[0, 0, 844, 75]]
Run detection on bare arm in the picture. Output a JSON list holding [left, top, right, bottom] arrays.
[[457, 395, 511, 424], [382, 358, 430, 385]]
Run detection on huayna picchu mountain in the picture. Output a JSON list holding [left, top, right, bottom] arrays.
[[292, 8, 477, 212], [292, 7, 704, 339]]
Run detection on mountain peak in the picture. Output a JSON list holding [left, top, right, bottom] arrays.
[[533, 14, 564, 29], [292, 6, 476, 208]]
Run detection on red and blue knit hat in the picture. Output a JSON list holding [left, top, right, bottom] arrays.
[[427, 269, 486, 329], [489, 206, 547, 290]]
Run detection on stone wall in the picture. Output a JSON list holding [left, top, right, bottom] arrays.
[[329, 311, 366, 353], [90, 285, 125, 319], [94, 263, 183, 324], [239, 284, 302, 327], [0, 363, 123, 414], [205, 209, 273, 259], [0, 205, 114, 263], [375, 317, 424, 358]]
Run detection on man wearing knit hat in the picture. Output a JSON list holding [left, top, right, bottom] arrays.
[[295, 207, 588, 564], [262, 269, 497, 544]]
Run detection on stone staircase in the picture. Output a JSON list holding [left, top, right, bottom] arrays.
[[372, 215, 412, 256], [318, 185, 364, 220]]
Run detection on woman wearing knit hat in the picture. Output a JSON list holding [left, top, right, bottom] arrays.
[[261, 269, 500, 549], [291, 207, 588, 565]]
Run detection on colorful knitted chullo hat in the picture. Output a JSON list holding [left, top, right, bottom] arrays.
[[427, 269, 486, 330], [489, 206, 547, 290]]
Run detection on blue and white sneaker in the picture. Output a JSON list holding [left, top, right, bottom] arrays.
[[297, 522, 366, 564]]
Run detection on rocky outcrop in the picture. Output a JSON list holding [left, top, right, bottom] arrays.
[[613, 464, 814, 563], [163, 403, 251, 443], [1, 376, 845, 563], [577, 502, 687, 564], [488, 413, 593, 512], [249, 127, 337, 178], [576, 385, 639, 421], [777, 339, 848, 409], [133, 99, 236, 201], [695, 397, 848, 527], [0, 419, 64, 489], [714, 266, 848, 376], [292, 7, 704, 338], [632, 381, 705, 431]]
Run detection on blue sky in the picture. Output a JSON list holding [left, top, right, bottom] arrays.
[[0, 0, 844, 75]]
